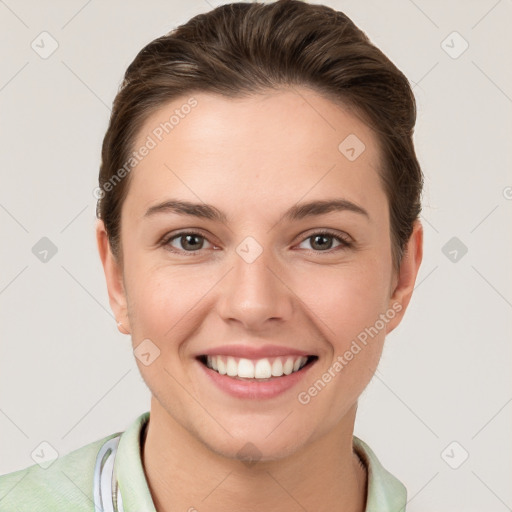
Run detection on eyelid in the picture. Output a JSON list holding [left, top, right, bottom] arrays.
[[298, 228, 353, 244]]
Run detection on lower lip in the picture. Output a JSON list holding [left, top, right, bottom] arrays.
[[197, 358, 316, 400]]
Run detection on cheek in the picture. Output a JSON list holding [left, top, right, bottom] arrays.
[[301, 262, 391, 391], [126, 264, 211, 341], [307, 261, 391, 343], [292, 272, 390, 420], [124, 265, 210, 399]]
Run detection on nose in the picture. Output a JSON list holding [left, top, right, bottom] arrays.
[[215, 240, 294, 330]]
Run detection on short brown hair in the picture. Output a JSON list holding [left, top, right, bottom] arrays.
[[96, 0, 422, 269]]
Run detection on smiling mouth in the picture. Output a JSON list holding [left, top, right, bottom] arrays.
[[196, 354, 318, 380]]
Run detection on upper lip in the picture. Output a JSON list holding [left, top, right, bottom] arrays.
[[197, 344, 315, 359]]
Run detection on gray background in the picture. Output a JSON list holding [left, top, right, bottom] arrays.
[[1, 0, 511, 510]]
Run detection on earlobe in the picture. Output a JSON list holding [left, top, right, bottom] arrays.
[[95, 219, 131, 334], [116, 321, 130, 335], [386, 220, 423, 334]]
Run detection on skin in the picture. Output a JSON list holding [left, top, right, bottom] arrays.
[[96, 87, 423, 512]]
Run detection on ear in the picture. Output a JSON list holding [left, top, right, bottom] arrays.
[[95, 219, 131, 335], [386, 220, 423, 334]]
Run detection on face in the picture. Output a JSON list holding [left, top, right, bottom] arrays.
[[97, 87, 422, 461]]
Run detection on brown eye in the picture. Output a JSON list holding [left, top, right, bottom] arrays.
[[298, 231, 352, 253], [310, 234, 335, 251], [165, 232, 213, 253]]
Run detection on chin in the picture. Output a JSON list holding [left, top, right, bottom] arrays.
[[206, 434, 305, 466], [226, 413, 318, 457]]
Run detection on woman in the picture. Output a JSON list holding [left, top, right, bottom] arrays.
[[0, 1, 423, 510]]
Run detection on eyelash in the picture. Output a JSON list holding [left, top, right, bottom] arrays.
[[159, 229, 353, 256]]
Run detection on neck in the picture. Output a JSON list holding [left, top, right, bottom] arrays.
[[142, 398, 367, 512]]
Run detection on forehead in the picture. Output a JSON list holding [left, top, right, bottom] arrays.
[[125, 87, 385, 220]]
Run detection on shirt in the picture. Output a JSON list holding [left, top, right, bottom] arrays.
[[0, 411, 407, 511]]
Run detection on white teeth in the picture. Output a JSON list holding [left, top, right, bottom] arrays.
[[226, 356, 238, 377], [271, 357, 283, 376], [204, 355, 309, 379], [283, 357, 294, 375], [254, 359, 272, 378], [238, 358, 255, 378], [217, 357, 227, 375]]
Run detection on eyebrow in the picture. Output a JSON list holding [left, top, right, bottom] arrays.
[[143, 198, 370, 223]]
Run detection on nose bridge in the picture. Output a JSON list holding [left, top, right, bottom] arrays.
[[217, 235, 293, 326]]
